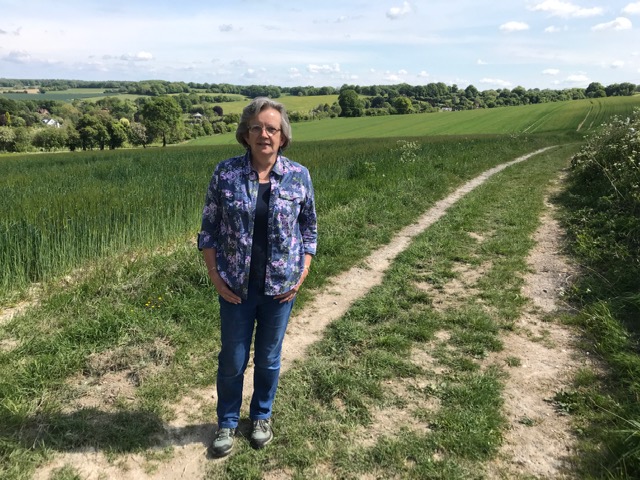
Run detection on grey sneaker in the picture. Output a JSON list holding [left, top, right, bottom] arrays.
[[210, 427, 236, 457], [250, 419, 273, 449]]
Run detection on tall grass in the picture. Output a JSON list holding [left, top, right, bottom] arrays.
[[557, 109, 640, 477], [0, 135, 559, 299], [0, 147, 235, 294]]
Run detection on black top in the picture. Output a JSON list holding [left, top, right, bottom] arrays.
[[249, 182, 271, 292]]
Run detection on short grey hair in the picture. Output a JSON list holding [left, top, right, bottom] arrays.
[[236, 97, 292, 151]]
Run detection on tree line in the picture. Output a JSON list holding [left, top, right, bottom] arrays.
[[0, 92, 242, 153], [334, 81, 639, 117], [0, 78, 638, 152]]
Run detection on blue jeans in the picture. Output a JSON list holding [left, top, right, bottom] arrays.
[[216, 282, 294, 429]]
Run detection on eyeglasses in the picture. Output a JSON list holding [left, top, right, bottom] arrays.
[[248, 125, 281, 136]]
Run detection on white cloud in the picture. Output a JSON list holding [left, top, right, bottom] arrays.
[[623, 2, 640, 14], [529, 0, 603, 18], [565, 74, 590, 83], [306, 63, 340, 74], [381, 69, 411, 82], [384, 74, 402, 82], [219, 24, 234, 32], [0, 27, 21, 36], [417, 70, 429, 77], [477, 59, 488, 65], [120, 51, 153, 62], [610, 60, 625, 68], [592, 17, 632, 30], [542, 68, 560, 75], [544, 25, 568, 32], [3, 50, 31, 63], [289, 72, 302, 79], [499, 21, 530, 32], [479, 78, 512, 87], [386, 1, 412, 20]]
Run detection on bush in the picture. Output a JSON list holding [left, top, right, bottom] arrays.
[[0, 126, 16, 152], [32, 127, 68, 151], [562, 108, 640, 477], [569, 108, 640, 270], [571, 109, 640, 213]]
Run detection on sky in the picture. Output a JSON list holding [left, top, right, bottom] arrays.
[[1, 0, 639, 91]]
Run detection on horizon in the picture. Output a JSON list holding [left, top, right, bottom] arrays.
[[1, 76, 637, 93]]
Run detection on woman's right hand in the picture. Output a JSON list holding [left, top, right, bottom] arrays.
[[209, 269, 242, 304]]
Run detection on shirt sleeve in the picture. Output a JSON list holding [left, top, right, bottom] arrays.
[[197, 166, 221, 251], [298, 169, 318, 256]]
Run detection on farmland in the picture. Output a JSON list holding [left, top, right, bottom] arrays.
[[188, 94, 640, 145], [1, 95, 639, 479]]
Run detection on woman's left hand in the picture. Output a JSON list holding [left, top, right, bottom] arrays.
[[274, 267, 309, 303]]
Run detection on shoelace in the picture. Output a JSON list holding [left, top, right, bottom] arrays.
[[215, 428, 233, 440], [253, 419, 270, 432]]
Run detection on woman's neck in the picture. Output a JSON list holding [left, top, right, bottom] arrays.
[[251, 153, 277, 182]]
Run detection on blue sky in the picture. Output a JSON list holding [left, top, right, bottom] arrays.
[[1, 0, 639, 90]]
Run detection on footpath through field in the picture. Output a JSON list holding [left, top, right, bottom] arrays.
[[35, 146, 567, 480], [280, 147, 555, 377]]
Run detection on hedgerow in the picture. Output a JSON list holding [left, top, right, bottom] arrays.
[[561, 108, 640, 478]]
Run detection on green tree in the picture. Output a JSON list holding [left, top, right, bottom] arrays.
[[141, 96, 183, 147], [32, 127, 67, 151], [338, 89, 364, 117], [12, 127, 33, 152], [107, 121, 129, 149], [0, 126, 16, 151], [585, 82, 606, 98], [76, 114, 108, 150], [393, 96, 413, 114], [464, 84, 479, 100], [128, 122, 148, 148], [65, 125, 81, 151]]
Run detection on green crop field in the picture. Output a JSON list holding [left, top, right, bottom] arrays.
[[0, 90, 121, 102], [206, 93, 339, 114], [2, 95, 638, 293], [187, 95, 640, 146], [0, 89, 335, 108]]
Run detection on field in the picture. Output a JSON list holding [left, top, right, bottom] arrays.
[[0, 88, 332, 107], [188, 94, 640, 146], [1, 95, 639, 479], [0, 88, 123, 102]]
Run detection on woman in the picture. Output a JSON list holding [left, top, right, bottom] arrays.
[[198, 97, 317, 457]]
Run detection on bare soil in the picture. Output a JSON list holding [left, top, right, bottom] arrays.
[[30, 149, 585, 479]]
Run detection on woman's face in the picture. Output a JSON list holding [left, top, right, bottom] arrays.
[[244, 107, 285, 159]]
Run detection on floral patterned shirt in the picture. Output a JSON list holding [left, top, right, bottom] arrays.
[[198, 152, 317, 299]]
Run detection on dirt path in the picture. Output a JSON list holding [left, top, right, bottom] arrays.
[[34, 147, 583, 479], [485, 174, 582, 479]]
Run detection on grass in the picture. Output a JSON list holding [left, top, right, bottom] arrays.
[[0, 134, 564, 479], [2, 96, 640, 478], [553, 110, 640, 478], [186, 95, 640, 146], [205, 144, 574, 478], [203, 94, 339, 115], [0, 134, 557, 299]]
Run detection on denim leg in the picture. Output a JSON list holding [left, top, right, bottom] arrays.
[[216, 294, 257, 429], [250, 295, 294, 420]]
